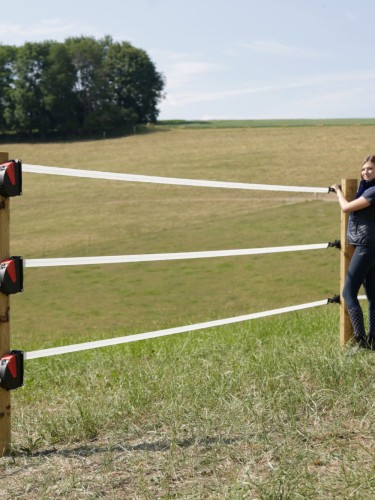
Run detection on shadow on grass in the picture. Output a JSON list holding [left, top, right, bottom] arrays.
[[0, 123, 171, 145], [16, 434, 243, 458]]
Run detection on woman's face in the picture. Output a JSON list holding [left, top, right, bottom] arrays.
[[361, 161, 375, 181]]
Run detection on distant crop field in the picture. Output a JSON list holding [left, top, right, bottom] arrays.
[[158, 117, 375, 128]]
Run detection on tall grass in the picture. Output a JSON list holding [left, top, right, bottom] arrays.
[[3, 308, 375, 497]]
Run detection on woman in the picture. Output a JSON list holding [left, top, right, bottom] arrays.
[[331, 155, 375, 348]]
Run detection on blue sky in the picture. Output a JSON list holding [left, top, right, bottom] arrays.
[[1, 0, 375, 120]]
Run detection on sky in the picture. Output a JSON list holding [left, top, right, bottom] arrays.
[[1, 0, 375, 121]]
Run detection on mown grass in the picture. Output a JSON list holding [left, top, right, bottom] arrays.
[[1, 121, 375, 497]]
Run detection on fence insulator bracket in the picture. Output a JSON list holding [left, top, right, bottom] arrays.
[[327, 294, 341, 304], [328, 185, 341, 193], [328, 240, 341, 249], [0, 350, 24, 390]]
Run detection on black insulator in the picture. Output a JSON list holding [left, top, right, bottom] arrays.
[[327, 294, 341, 304]]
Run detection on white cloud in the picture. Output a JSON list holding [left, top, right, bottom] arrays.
[[0, 19, 114, 45], [152, 50, 225, 90], [0, 19, 82, 44], [238, 40, 331, 58], [163, 69, 375, 108], [289, 83, 375, 116], [343, 10, 358, 21], [166, 61, 224, 88]]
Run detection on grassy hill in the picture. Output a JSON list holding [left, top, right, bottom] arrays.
[[1, 120, 375, 497], [6, 120, 362, 348]]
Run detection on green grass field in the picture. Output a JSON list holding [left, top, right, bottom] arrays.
[[5, 121, 361, 348], [159, 117, 375, 129], [1, 120, 375, 497]]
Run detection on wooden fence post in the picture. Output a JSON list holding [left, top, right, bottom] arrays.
[[0, 151, 10, 456], [340, 178, 358, 347]]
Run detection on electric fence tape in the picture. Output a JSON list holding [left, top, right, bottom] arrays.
[[23, 164, 329, 193], [20, 165, 335, 360], [24, 243, 330, 268], [24, 299, 330, 360]]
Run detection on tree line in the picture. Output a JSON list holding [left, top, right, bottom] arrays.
[[0, 36, 165, 138]]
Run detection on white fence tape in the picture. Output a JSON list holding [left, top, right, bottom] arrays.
[[23, 164, 329, 194], [24, 299, 329, 360], [24, 243, 329, 268], [20, 165, 334, 361]]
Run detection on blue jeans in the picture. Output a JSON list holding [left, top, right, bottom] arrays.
[[342, 245, 375, 310]]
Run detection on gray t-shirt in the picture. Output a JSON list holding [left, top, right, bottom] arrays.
[[347, 186, 375, 246]]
